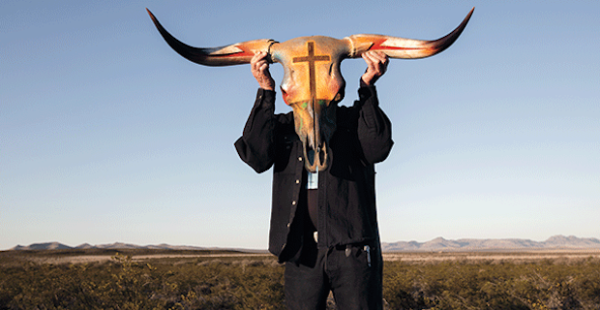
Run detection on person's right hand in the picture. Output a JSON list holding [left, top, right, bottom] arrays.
[[360, 51, 389, 87], [251, 52, 275, 91]]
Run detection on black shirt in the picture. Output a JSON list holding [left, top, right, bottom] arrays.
[[234, 86, 393, 262]]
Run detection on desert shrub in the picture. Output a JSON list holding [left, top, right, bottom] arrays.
[[382, 257, 600, 310], [1, 251, 599, 310], [0, 252, 285, 310]]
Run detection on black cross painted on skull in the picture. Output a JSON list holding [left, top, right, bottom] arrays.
[[293, 41, 331, 103]]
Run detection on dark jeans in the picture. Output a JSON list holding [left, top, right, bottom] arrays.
[[284, 240, 383, 310]]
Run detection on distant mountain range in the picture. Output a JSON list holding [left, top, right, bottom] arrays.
[[381, 235, 600, 252], [8, 235, 600, 252], [10, 242, 210, 251]]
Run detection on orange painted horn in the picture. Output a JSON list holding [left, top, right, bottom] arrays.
[[346, 7, 474, 59], [147, 9, 275, 66], [147, 8, 474, 173]]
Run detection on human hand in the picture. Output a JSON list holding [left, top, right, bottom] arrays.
[[251, 51, 275, 91], [360, 51, 389, 87]]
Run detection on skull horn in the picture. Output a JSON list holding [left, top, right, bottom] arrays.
[[346, 7, 474, 59], [147, 9, 275, 66]]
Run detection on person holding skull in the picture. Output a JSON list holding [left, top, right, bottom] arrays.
[[235, 49, 392, 309]]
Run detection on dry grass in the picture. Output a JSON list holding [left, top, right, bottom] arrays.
[[2, 249, 600, 309], [26, 253, 273, 265], [383, 249, 600, 264], [9, 248, 600, 265]]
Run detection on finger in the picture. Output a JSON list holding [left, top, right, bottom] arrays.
[[258, 58, 269, 67], [362, 52, 377, 67], [372, 53, 388, 70], [251, 51, 267, 64], [373, 52, 388, 64], [251, 52, 262, 64], [364, 51, 386, 66], [253, 57, 267, 68], [374, 50, 387, 58], [258, 62, 270, 73]]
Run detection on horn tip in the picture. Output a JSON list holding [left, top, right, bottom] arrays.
[[146, 8, 156, 20]]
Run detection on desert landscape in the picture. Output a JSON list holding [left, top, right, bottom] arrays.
[[9, 248, 600, 265], [2, 244, 600, 309]]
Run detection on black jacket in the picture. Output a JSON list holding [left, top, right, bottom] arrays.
[[235, 86, 393, 261]]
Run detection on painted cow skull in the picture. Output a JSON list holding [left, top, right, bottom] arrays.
[[147, 8, 474, 172]]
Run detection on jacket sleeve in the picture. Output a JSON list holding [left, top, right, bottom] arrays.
[[355, 86, 394, 164], [234, 88, 276, 173]]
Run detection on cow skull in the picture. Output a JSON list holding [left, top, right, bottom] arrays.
[[147, 8, 474, 173]]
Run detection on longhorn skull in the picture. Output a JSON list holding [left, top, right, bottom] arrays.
[[147, 8, 474, 173]]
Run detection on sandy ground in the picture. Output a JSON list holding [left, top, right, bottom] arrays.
[[23, 250, 600, 265]]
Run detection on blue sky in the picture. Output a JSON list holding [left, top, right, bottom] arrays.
[[1, 1, 599, 250]]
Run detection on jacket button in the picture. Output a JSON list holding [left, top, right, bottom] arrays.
[[287, 223, 291, 228], [298, 157, 302, 161], [295, 180, 300, 184], [292, 201, 296, 205]]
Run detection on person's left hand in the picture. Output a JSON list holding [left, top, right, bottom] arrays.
[[360, 51, 389, 87]]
